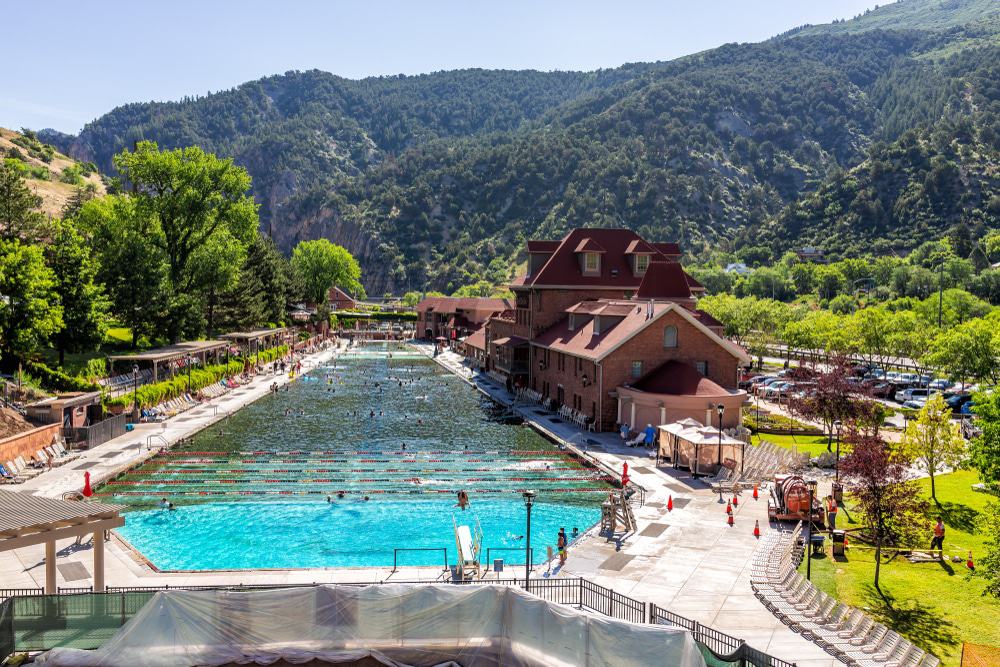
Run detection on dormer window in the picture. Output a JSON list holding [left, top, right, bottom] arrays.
[[568, 314, 576, 331], [635, 254, 650, 275], [592, 316, 601, 336], [584, 252, 600, 274]]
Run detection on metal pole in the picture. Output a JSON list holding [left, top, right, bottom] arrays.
[[806, 489, 813, 580], [524, 503, 532, 588], [937, 261, 944, 328], [834, 429, 841, 485]]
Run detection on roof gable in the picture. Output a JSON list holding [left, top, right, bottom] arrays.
[[636, 261, 692, 300]]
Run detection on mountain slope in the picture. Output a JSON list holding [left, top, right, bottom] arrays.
[[1, 128, 105, 218], [39, 0, 1000, 292]]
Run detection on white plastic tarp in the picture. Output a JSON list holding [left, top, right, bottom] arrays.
[[36, 584, 706, 667]]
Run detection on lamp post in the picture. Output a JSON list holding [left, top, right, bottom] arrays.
[[186, 354, 194, 394], [833, 420, 843, 485], [806, 479, 818, 581], [522, 490, 536, 589], [716, 404, 725, 467], [132, 364, 140, 421]]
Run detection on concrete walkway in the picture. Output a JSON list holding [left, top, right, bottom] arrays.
[[428, 347, 842, 666]]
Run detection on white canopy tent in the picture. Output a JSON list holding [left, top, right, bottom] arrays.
[[36, 584, 706, 667], [658, 421, 745, 476]]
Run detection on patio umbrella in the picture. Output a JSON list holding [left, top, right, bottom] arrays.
[[82, 471, 92, 498], [621, 462, 629, 487]]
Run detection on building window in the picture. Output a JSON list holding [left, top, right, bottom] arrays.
[[696, 361, 708, 376], [584, 252, 600, 273], [631, 361, 643, 379], [663, 325, 678, 348], [635, 254, 650, 274]]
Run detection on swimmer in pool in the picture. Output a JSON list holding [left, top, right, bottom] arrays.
[[326, 495, 333, 503], [337, 492, 345, 499], [363, 495, 370, 502]]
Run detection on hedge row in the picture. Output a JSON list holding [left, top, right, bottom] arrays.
[[105, 345, 288, 410], [26, 361, 101, 393]]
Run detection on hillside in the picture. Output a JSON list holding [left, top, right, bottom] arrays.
[[0, 128, 105, 218], [785, 0, 1000, 37], [39, 0, 1000, 293]]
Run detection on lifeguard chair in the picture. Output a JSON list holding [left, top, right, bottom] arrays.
[[453, 515, 483, 580]]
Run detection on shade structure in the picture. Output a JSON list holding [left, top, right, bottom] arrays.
[[658, 422, 745, 475]]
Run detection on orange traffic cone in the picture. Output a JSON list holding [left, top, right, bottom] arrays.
[[753, 484, 759, 500], [733, 494, 739, 507], [667, 495, 673, 512], [968, 551, 975, 571], [753, 520, 760, 538], [726, 500, 732, 515], [727, 513, 734, 527]]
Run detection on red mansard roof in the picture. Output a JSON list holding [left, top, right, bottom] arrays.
[[625, 239, 657, 254], [635, 261, 692, 300], [630, 360, 730, 397], [520, 228, 684, 289]]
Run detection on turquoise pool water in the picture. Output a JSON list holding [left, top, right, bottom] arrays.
[[110, 343, 610, 570]]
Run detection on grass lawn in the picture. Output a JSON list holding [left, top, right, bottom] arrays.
[[37, 323, 143, 377], [752, 432, 834, 459], [802, 470, 1000, 665]]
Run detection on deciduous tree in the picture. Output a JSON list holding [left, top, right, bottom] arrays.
[[291, 239, 363, 305], [898, 393, 965, 505], [0, 240, 63, 364]]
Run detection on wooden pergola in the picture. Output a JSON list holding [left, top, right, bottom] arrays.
[[219, 328, 289, 357], [108, 340, 229, 383], [0, 490, 124, 593]]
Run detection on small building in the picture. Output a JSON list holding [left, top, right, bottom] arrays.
[[725, 262, 751, 275], [796, 246, 826, 263], [328, 286, 358, 311], [25, 391, 103, 428], [461, 325, 488, 368], [416, 297, 511, 341]]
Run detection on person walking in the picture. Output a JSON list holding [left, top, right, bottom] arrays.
[[930, 517, 945, 559], [557, 527, 568, 567], [825, 495, 838, 532]]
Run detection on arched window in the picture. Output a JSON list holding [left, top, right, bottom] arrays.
[[663, 325, 678, 348]]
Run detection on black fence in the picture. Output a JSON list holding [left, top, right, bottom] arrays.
[[650, 603, 798, 667], [65, 413, 130, 449], [1, 579, 796, 666]]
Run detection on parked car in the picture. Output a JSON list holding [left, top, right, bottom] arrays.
[[894, 387, 936, 404], [868, 382, 895, 398], [903, 398, 927, 410], [753, 377, 782, 395], [946, 394, 973, 414], [763, 381, 793, 399], [928, 378, 952, 391], [740, 374, 768, 390]]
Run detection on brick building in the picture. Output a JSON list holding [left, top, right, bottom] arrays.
[[476, 228, 748, 431], [416, 297, 511, 342], [328, 287, 358, 311]]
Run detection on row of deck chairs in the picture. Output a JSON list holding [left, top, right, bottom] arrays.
[[200, 378, 239, 400], [750, 523, 939, 667], [710, 439, 807, 495], [1, 443, 79, 483], [557, 405, 595, 431], [100, 368, 154, 396], [142, 393, 200, 422], [515, 387, 543, 404]]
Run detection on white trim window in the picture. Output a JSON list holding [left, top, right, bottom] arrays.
[[584, 252, 600, 273], [663, 325, 678, 348], [635, 254, 650, 274], [631, 360, 643, 379]]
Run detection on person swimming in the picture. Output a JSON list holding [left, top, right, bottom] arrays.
[[363, 495, 370, 502], [326, 495, 333, 503], [455, 490, 470, 510], [337, 492, 345, 499], [159, 498, 175, 510]]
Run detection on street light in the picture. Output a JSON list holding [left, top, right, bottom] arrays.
[[186, 354, 194, 393], [132, 365, 140, 420], [806, 478, 818, 581], [522, 490, 536, 589], [716, 404, 725, 466], [833, 420, 843, 486]]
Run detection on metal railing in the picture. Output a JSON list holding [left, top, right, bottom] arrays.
[[650, 602, 797, 667], [390, 548, 448, 573], [484, 547, 534, 569], [1, 579, 796, 666]]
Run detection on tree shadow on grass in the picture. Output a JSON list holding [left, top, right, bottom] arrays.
[[936, 501, 979, 533], [858, 583, 960, 653]]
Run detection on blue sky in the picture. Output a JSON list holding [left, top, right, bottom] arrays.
[[4, 0, 889, 133]]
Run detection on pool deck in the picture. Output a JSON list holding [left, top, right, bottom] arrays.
[[0, 341, 840, 666], [426, 346, 841, 667]]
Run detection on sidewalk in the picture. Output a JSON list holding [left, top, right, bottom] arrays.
[[428, 347, 841, 666]]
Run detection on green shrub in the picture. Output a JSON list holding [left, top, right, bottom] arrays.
[[26, 361, 101, 393], [59, 164, 84, 185]]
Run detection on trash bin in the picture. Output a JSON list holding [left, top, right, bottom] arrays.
[[832, 482, 843, 504], [831, 530, 846, 556], [810, 533, 826, 554], [125, 423, 135, 432]]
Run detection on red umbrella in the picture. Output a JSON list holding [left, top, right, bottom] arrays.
[[621, 462, 630, 487], [82, 471, 92, 498]]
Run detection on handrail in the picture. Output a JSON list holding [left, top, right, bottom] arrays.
[[146, 435, 169, 451], [391, 547, 448, 573]]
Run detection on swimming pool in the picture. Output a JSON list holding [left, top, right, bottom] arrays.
[[109, 342, 611, 570]]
